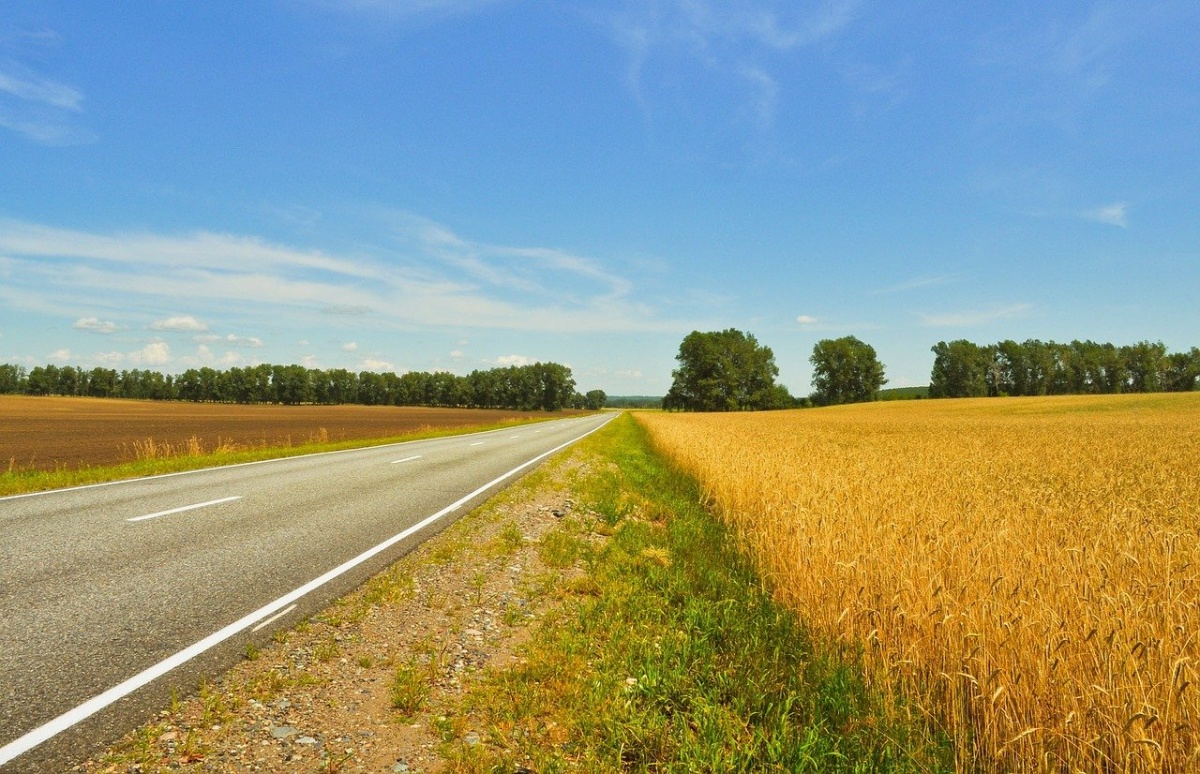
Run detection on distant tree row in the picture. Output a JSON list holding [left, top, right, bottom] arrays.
[[663, 330, 892, 412], [0, 361, 608, 412], [929, 339, 1200, 398]]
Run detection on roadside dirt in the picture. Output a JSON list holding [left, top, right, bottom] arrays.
[[73, 452, 593, 773], [0, 396, 575, 471]]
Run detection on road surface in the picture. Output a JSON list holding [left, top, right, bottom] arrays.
[[0, 412, 613, 771]]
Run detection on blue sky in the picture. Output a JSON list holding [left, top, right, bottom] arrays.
[[1, 1, 1197, 396]]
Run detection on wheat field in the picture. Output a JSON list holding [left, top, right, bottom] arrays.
[[637, 394, 1200, 771]]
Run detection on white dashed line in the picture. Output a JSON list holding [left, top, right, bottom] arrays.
[[391, 456, 423, 464], [127, 496, 242, 523], [470, 442, 485, 446]]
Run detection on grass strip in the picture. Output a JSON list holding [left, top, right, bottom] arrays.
[[445, 413, 954, 772]]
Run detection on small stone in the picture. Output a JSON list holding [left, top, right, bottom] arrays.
[[393, 761, 411, 773], [464, 731, 481, 746], [270, 725, 298, 739], [274, 699, 291, 711], [296, 736, 318, 746]]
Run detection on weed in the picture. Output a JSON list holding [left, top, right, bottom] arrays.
[[391, 657, 433, 718]]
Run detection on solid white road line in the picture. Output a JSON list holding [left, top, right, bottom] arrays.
[[390, 456, 423, 464], [126, 496, 242, 523], [469, 442, 485, 446], [0, 413, 615, 767], [251, 604, 298, 632]]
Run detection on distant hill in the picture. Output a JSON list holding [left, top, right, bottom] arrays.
[[605, 395, 664, 409], [877, 385, 930, 401]]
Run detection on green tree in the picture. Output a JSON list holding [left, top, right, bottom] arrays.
[[1164, 348, 1200, 391], [664, 329, 786, 411], [809, 336, 887, 406], [929, 340, 989, 398], [0, 364, 27, 394], [584, 389, 607, 410]]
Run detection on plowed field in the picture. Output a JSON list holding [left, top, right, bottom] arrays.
[[0, 396, 573, 471]]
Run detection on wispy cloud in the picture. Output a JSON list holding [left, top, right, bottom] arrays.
[[196, 333, 264, 348], [604, 1, 863, 147], [918, 302, 1033, 327], [795, 314, 818, 325], [871, 274, 957, 295], [0, 215, 679, 335], [0, 27, 93, 144], [1082, 202, 1128, 228]]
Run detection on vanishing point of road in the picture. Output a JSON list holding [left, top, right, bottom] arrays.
[[0, 413, 614, 772]]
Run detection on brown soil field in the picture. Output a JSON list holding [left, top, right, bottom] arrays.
[[0, 396, 576, 472]]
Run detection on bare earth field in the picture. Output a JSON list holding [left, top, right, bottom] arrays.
[[0, 396, 572, 472]]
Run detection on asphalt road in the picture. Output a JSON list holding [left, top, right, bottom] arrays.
[[0, 412, 614, 771]]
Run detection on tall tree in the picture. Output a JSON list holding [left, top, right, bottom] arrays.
[[664, 329, 786, 411], [809, 336, 887, 406], [929, 340, 989, 398]]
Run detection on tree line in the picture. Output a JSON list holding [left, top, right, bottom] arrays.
[[663, 330, 887, 411], [0, 361, 608, 412], [930, 339, 1200, 398], [663, 329, 1200, 413]]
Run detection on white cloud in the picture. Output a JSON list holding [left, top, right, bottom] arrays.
[[225, 334, 262, 348], [342, 341, 359, 352], [1082, 202, 1128, 228], [918, 303, 1033, 328], [131, 341, 171, 366], [362, 358, 395, 372], [795, 314, 818, 325], [616, 369, 644, 379], [49, 347, 72, 361], [150, 315, 208, 332], [0, 216, 682, 337], [301, 354, 320, 368], [181, 344, 247, 368], [96, 351, 124, 365], [496, 354, 533, 367], [449, 349, 464, 360], [73, 316, 118, 333]]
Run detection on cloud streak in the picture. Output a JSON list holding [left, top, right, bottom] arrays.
[[0, 27, 93, 144], [918, 302, 1032, 328], [1082, 202, 1128, 228], [0, 215, 680, 336]]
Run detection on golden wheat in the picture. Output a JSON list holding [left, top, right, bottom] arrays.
[[637, 394, 1200, 771]]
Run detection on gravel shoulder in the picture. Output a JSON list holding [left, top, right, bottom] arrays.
[[75, 443, 596, 773]]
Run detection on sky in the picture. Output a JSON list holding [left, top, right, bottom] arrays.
[[1, 1, 1198, 396]]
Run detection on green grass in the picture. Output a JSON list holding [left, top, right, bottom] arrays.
[[446, 414, 954, 772], [0, 416, 562, 497]]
